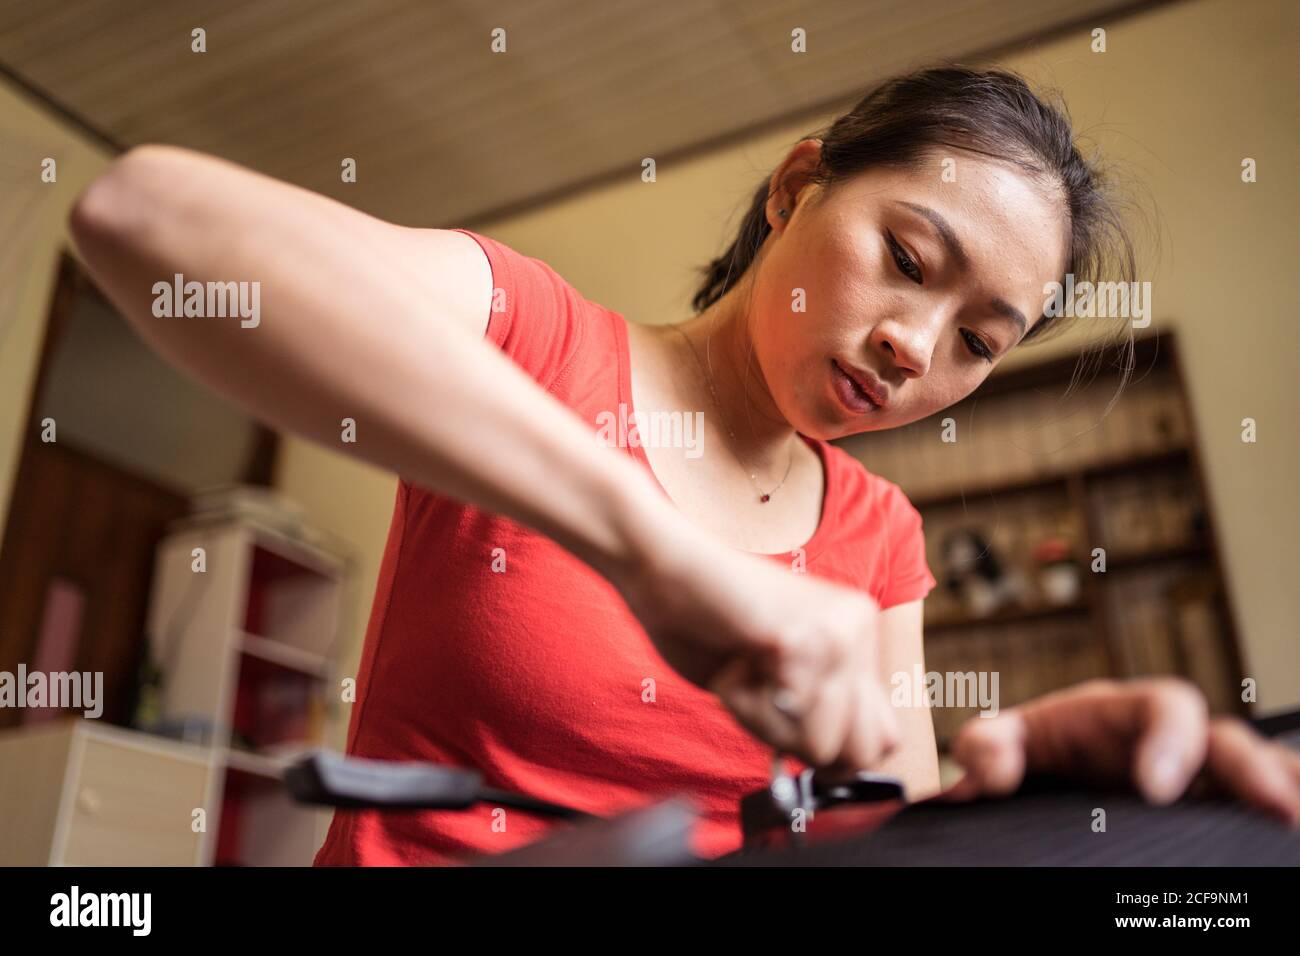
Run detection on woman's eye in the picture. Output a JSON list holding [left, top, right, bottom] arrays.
[[961, 329, 994, 362], [887, 232, 923, 284]]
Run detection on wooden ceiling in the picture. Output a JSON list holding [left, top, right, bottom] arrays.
[[1, 0, 1150, 227]]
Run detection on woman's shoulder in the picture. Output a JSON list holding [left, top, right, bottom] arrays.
[[450, 228, 623, 396], [821, 440, 918, 516], [811, 439, 937, 606]]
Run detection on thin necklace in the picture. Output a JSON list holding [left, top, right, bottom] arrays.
[[670, 323, 794, 504]]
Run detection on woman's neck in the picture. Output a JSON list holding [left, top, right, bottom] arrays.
[[669, 284, 804, 480]]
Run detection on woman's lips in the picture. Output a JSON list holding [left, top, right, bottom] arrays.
[[831, 358, 888, 413]]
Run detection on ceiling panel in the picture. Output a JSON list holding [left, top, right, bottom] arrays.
[[0, 0, 1152, 226]]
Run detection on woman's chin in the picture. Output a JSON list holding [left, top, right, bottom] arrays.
[[789, 401, 858, 441]]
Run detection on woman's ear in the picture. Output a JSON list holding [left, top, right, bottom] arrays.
[[766, 139, 826, 231]]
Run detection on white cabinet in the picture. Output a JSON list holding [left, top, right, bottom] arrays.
[[0, 719, 212, 866]]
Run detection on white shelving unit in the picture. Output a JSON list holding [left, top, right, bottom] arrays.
[[0, 719, 214, 866], [144, 512, 351, 866]]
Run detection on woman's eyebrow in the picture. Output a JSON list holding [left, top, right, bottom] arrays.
[[896, 199, 1029, 338], [896, 200, 970, 270], [990, 297, 1029, 339]]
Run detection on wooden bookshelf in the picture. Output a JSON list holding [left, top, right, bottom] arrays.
[[836, 333, 1247, 748], [908, 447, 1192, 511], [924, 602, 1091, 634]]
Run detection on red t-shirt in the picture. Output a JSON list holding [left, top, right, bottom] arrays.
[[313, 228, 937, 866]]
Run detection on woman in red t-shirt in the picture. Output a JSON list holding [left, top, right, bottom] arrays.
[[71, 65, 1300, 864]]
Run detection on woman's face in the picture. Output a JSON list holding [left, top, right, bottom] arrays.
[[749, 142, 1070, 439]]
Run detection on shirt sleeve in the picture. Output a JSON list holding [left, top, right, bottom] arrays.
[[450, 228, 586, 394], [878, 483, 938, 610]]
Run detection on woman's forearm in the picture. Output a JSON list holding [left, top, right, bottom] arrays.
[[67, 145, 696, 593], [62, 147, 938, 777]]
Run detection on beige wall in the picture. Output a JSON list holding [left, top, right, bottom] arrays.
[[3, 0, 1295, 719]]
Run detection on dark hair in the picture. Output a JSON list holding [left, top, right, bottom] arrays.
[[692, 65, 1137, 363]]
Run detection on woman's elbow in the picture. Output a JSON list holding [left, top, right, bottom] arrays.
[[68, 144, 183, 252]]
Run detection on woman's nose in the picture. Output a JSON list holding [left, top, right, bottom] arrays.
[[872, 319, 937, 378]]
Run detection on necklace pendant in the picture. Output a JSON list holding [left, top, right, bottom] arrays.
[[760, 493, 771, 503]]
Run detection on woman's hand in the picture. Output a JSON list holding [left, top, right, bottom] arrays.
[[942, 677, 1300, 827], [614, 534, 901, 771]]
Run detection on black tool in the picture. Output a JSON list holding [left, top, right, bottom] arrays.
[[284, 749, 698, 865], [740, 766, 906, 849], [284, 749, 597, 820]]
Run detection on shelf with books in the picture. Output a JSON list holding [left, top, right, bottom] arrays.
[[908, 446, 1191, 512], [1104, 542, 1211, 572], [924, 600, 1090, 634], [836, 332, 1246, 726]]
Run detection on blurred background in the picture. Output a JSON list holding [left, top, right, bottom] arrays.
[[0, 0, 1295, 865]]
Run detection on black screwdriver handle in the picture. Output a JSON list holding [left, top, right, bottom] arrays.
[[283, 749, 595, 819], [284, 749, 484, 810]]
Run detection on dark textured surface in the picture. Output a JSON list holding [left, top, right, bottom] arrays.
[[722, 783, 1300, 866], [717, 718, 1300, 867]]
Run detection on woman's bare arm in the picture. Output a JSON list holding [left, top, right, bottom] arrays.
[[68, 144, 679, 589], [67, 145, 907, 773], [874, 600, 942, 798]]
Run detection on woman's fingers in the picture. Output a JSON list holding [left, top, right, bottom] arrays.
[[709, 657, 801, 754], [1127, 679, 1209, 804], [1203, 718, 1300, 827], [1288, 746, 1300, 791], [944, 678, 1211, 805], [708, 654, 851, 766], [708, 624, 902, 772], [945, 710, 1028, 800], [822, 664, 902, 776]]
